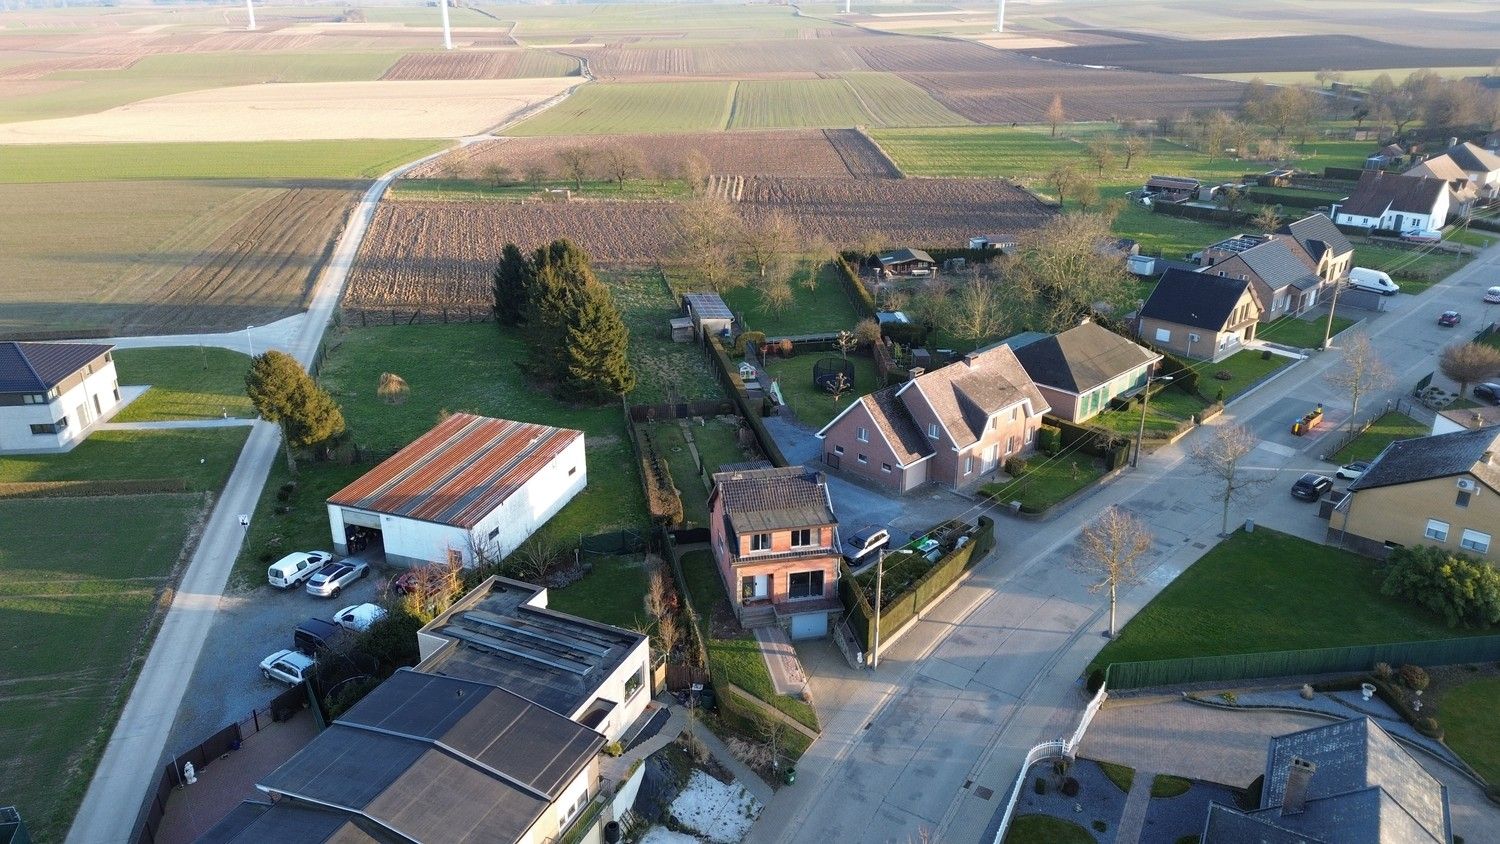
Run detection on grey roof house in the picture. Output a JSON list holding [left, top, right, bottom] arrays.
[[1201, 237, 1323, 322], [1009, 321, 1161, 422], [1331, 171, 1453, 233], [1136, 269, 1260, 361], [0, 340, 123, 454]]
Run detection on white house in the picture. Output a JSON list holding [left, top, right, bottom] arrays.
[[326, 413, 586, 568], [0, 341, 122, 454], [1406, 141, 1500, 202], [1330, 171, 1451, 233]]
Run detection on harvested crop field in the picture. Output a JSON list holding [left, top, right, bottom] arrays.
[[0, 182, 355, 336], [902, 67, 1245, 123], [380, 48, 579, 80], [0, 77, 576, 143], [405, 128, 900, 180], [345, 178, 1050, 308], [1019, 32, 1500, 74]]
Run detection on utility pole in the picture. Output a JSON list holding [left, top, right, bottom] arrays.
[[870, 550, 884, 670], [245, 0, 256, 31], [1321, 277, 1344, 349], [1132, 373, 1173, 468], [994, 0, 1005, 33], [439, 0, 453, 51], [844, 0, 850, 14]]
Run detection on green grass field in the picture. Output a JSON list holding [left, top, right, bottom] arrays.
[[727, 74, 967, 130], [715, 262, 865, 336], [639, 419, 748, 527], [1204, 350, 1296, 400], [1004, 816, 1095, 844], [1437, 677, 1500, 786], [1331, 411, 1425, 463], [0, 139, 450, 183], [764, 353, 879, 431], [511, 80, 736, 135], [600, 268, 722, 405], [1089, 529, 1488, 672], [0, 495, 205, 842], [0, 427, 249, 491], [546, 554, 652, 630], [1258, 314, 1356, 349], [982, 454, 1106, 512], [112, 347, 254, 422]]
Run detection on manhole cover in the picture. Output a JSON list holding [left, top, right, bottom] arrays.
[[1192, 542, 1208, 549], [975, 786, 994, 800]]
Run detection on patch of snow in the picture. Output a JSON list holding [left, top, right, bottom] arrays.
[[641, 829, 701, 844], [667, 769, 763, 843]]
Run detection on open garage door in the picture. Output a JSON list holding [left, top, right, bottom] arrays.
[[340, 508, 380, 529]]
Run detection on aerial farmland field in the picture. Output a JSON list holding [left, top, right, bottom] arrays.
[[510, 80, 735, 135], [0, 138, 449, 182]]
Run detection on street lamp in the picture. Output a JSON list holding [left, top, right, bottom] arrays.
[[1132, 372, 1174, 468], [246, 324, 255, 358]]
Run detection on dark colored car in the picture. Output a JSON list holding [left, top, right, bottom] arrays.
[[1473, 383, 1500, 404], [842, 524, 890, 569], [1438, 310, 1462, 327], [293, 617, 344, 656], [1291, 473, 1334, 501]]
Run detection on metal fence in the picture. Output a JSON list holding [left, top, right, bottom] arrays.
[[1103, 634, 1500, 691]]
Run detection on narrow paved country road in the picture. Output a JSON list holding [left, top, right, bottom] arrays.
[[64, 144, 455, 844], [745, 241, 1500, 844]]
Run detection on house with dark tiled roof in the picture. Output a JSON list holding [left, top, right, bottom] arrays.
[[1278, 212, 1355, 285], [1137, 269, 1260, 361], [1201, 718, 1452, 843], [1201, 236, 1324, 322], [877, 247, 936, 277], [1331, 171, 1453, 233], [708, 465, 841, 637], [815, 343, 1049, 492], [1008, 322, 1160, 423], [1407, 141, 1500, 202], [1330, 426, 1500, 561], [0, 341, 121, 453]]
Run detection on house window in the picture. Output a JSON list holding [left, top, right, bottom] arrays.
[[791, 528, 811, 547], [29, 423, 55, 435], [112, 387, 120, 402], [1006, 435, 1017, 455], [1456, 491, 1471, 508], [751, 533, 771, 552], [1024, 426, 1033, 445], [1460, 530, 1491, 554], [1424, 519, 1449, 542], [1154, 328, 1171, 343], [856, 426, 869, 443], [834, 445, 844, 455], [928, 422, 939, 439], [881, 462, 893, 473], [788, 570, 824, 600], [964, 456, 973, 475], [568, 466, 577, 476], [22, 393, 44, 405], [1011, 406, 1019, 421], [857, 453, 868, 464], [625, 665, 645, 697], [487, 527, 500, 540]]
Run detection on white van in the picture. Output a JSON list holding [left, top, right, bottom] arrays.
[[267, 550, 333, 589], [1348, 267, 1399, 296]]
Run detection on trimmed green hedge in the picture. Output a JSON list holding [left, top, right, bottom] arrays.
[[0, 478, 188, 498]]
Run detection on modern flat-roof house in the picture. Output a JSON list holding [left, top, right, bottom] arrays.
[[415, 575, 651, 743], [1332, 426, 1500, 562], [1331, 171, 1452, 233], [708, 465, 842, 638], [817, 343, 1049, 491], [327, 413, 585, 568], [0, 341, 121, 453], [200, 670, 608, 844], [1009, 322, 1161, 423], [1137, 269, 1261, 361], [1201, 718, 1452, 843]]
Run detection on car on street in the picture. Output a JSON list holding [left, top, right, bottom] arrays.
[[305, 560, 369, 598], [1473, 383, 1500, 404], [1291, 473, 1334, 501], [1484, 286, 1500, 304], [1401, 230, 1442, 244], [333, 602, 388, 631], [260, 648, 315, 685], [1438, 310, 1462, 327], [1335, 461, 1371, 480], [267, 551, 333, 589], [842, 524, 890, 570]]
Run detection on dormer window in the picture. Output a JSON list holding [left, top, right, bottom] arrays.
[[751, 533, 771, 552], [791, 529, 811, 547]]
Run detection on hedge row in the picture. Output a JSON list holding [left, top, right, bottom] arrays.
[[833, 257, 877, 319], [1151, 201, 1253, 226], [706, 336, 789, 467], [634, 427, 684, 526], [0, 478, 188, 499]]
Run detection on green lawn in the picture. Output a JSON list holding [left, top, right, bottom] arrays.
[[112, 347, 254, 422], [1152, 774, 1192, 798], [546, 555, 652, 630], [715, 262, 865, 337], [0, 494, 205, 842], [1331, 411, 1426, 463], [1352, 242, 1469, 296], [0, 427, 249, 492], [600, 268, 723, 405], [1436, 677, 1500, 786], [1442, 227, 1499, 249], [764, 353, 878, 431], [1089, 385, 1208, 441], [982, 454, 1106, 513], [0, 139, 449, 182], [1004, 815, 1095, 844], [640, 419, 752, 527], [230, 458, 368, 588], [1204, 350, 1296, 400], [1259, 314, 1355, 350], [1090, 529, 1491, 672], [1099, 761, 1136, 794], [678, 549, 818, 730], [511, 80, 736, 135]]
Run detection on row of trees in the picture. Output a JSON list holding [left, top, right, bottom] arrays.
[[492, 239, 637, 401], [462, 144, 708, 193], [669, 195, 839, 314]]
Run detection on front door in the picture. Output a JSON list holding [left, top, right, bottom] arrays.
[[982, 444, 998, 474], [742, 574, 770, 602], [1393, 213, 1404, 232]]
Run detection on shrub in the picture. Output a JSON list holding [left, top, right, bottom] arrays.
[[276, 481, 298, 502], [1092, 820, 1108, 833], [1087, 669, 1106, 694], [734, 331, 766, 356], [1218, 691, 1237, 704], [1373, 662, 1394, 681], [604, 741, 624, 757], [1214, 370, 1233, 380], [1398, 664, 1430, 691], [1215, 386, 1225, 402], [1004, 456, 1028, 477], [1061, 777, 1080, 797], [1037, 424, 1062, 456], [1416, 717, 1443, 739], [777, 338, 794, 358], [1034, 777, 1047, 795], [1382, 545, 1500, 628]]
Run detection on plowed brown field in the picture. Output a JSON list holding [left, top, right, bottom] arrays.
[[381, 48, 578, 80]]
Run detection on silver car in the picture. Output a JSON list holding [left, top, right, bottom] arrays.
[[304, 560, 369, 599], [260, 648, 315, 685]]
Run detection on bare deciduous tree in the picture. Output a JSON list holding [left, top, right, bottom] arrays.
[[644, 563, 669, 619], [670, 195, 742, 292], [1045, 162, 1077, 205], [739, 211, 796, 281], [682, 149, 710, 192], [759, 279, 794, 316], [1440, 341, 1500, 398], [655, 613, 680, 662], [1047, 94, 1065, 138], [601, 144, 645, 189], [854, 318, 882, 349], [1190, 423, 1268, 537], [523, 163, 548, 190], [1073, 171, 1100, 210], [824, 370, 851, 403], [949, 272, 1005, 343], [1251, 205, 1281, 232], [1072, 506, 1153, 637], [1324, 332, 1393, 428], [507, 534, 564, 584], [377, 372, 409, 405], [1086, 136, 1117, 174], [1010, 212, 1131, 331], [1121, 134, 1150, 171], [554, 146, 593, 190], [834, 329, 857, 360], [483, 163, 512, 187]]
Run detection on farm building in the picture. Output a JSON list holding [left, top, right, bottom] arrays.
[[877, 248, 936, 277], [326, 413, 586, 568], [682, 292, 734, 340], [0, 341, 122, 454], [1141, 175, 1200, 201]]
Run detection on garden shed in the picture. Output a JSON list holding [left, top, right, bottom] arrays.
[[683, 292, 733, 340]]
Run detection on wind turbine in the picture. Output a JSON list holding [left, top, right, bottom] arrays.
[[994, 0, 1005, 33], [439, 0, 453, 50], [245, 0, 256, 31]]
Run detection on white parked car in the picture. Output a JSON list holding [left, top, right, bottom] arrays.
[[333, 602, 388, 632], [267, 551, 333, 589], [1335, 461, 1371, 481], [304, 560, 370, 599], [1483, 286, 1500, 304], [260, 648, 315, 685]]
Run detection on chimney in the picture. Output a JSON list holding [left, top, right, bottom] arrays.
[[963, 352, 980, 367], [1448, 136, 1458, 150], [907, 367, 925, 380], [1483, 450, 1494, 465], [1281, 757, 1316, 815]]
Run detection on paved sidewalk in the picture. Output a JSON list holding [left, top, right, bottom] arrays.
[[1111, 770, 1154, 844], [753, 625, 808, 697]]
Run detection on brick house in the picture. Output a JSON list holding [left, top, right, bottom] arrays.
[[1277, 213, 1354, 286], [1137, 269, 1261, 361], [1201, 236, 1324, 322], [816, 344, 1049, 491], [707, 465, 842, 639]]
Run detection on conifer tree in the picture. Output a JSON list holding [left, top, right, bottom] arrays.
[[492, 243, 532, 326], [245, 350, 345, 470], [563, 280, 636, 400]]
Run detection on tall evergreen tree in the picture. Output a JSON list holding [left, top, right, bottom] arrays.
[[492, 243, 532, 326], [563, 280, 636, 400], [245, 350, 346, 470], [524, 240, 593, 380]]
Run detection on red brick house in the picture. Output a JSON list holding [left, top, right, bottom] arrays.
[[815, 344, 1049, 491], [707, 465, 842, 639]]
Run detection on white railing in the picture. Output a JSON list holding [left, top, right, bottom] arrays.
[[991, 686, 1109, 843]]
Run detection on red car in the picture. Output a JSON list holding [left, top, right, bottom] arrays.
[[1438, 310, 1462, 327]]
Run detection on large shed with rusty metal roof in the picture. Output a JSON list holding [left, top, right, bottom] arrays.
[[326, 413, 586, 568]]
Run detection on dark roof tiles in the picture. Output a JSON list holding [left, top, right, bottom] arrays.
[[1348, 426, 1500, 492], [863, 385, 933, 465], [711, 465, 834, 533], [0, 341, 113, 393], [1337, 171, 1449, 218], [1235, 239, 1321, 292], [1139, 269, 1255, 331], [1011, 322, 1160, 394], [1279, 213, 1354, 261]]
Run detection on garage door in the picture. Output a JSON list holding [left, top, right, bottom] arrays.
[[340, 508, 381, 529], [789, 612, 828, 640]]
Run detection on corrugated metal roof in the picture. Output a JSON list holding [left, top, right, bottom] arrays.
[[0, 341, 112, 393], [328, 414, 582, 529]]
